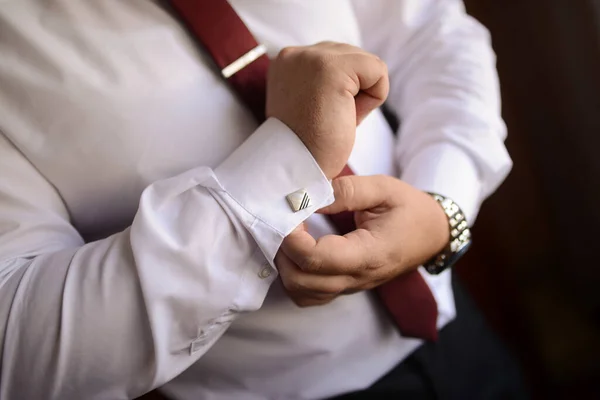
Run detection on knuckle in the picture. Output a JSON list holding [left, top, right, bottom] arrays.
[[324, 281, 348, 295], [370, 264, 392, 285], [293, 297, 313, 308], [277, 46, 297, 59], [315, 40, 336, 47], [335, 176, 355, 202], [287, 278, 307, 293], [366, 252, 386, 271], [375, 55, 388, 71], [281, 273, 303, 293], [280, 278, 295, 293], [296, 296, 333, 308], [299, 255, 323, 272]]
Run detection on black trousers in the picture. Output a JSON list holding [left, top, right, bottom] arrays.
[[330, 274, 529, 400]]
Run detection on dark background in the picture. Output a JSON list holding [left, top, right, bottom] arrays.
[[459, 0, 600, 398]]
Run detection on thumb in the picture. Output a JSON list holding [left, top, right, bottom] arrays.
[[318, 175, 391, 214]]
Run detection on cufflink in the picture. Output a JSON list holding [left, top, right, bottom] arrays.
[[286, 189, 311, 212]]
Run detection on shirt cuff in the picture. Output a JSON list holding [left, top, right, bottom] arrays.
[[400, 142, 482, 224], [213, 118, 334, 264]]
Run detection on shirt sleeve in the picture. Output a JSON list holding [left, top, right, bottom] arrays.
[[353, 0, 513, 223], [353, 0, 513, 330], [0, 118, 332, 400]]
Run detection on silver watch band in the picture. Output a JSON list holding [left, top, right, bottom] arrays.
[[423, 193, 472, 275]]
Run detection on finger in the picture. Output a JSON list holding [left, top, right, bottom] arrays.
[[281, 227, 379, 275], [276, 250, 355, 295], [318, 175, 394, 215], [288, 293, 336, 308], [342, 53, 389, 124]]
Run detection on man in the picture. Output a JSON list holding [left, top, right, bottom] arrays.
[[0, 0, 523, 399]]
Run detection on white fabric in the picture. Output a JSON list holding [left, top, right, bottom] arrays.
[[0, 1, 512, 399]]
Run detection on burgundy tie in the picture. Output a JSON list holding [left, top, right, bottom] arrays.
[[168, 0, 439, 342]]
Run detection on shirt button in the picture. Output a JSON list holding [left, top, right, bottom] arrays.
[[258, 267, 272, 279]]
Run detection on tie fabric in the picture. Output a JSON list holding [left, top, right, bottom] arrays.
[[168, 0, 439, 342]]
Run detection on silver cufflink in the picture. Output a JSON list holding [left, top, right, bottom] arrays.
[[286, 189, 311, 212]]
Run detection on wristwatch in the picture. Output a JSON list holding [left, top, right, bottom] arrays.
[[423, 193, 472, 275]]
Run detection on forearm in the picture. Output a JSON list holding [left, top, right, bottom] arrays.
[[1, 179, 261, 399]]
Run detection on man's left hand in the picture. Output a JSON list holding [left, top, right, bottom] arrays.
[[276, 175, 450, 307]]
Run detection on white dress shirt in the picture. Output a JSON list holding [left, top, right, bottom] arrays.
[[0, 1, 512, 399]]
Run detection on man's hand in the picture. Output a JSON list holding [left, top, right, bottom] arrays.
[[266, 42, 389, 179], [276, 175, 450, 307]]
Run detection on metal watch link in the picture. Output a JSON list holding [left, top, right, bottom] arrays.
[[423, 193, 472, 275]]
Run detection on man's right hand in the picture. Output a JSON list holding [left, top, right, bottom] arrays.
[[266, 42, 389, 179]]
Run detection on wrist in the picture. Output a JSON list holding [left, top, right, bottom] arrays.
[[272, 118, 347, 180]]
